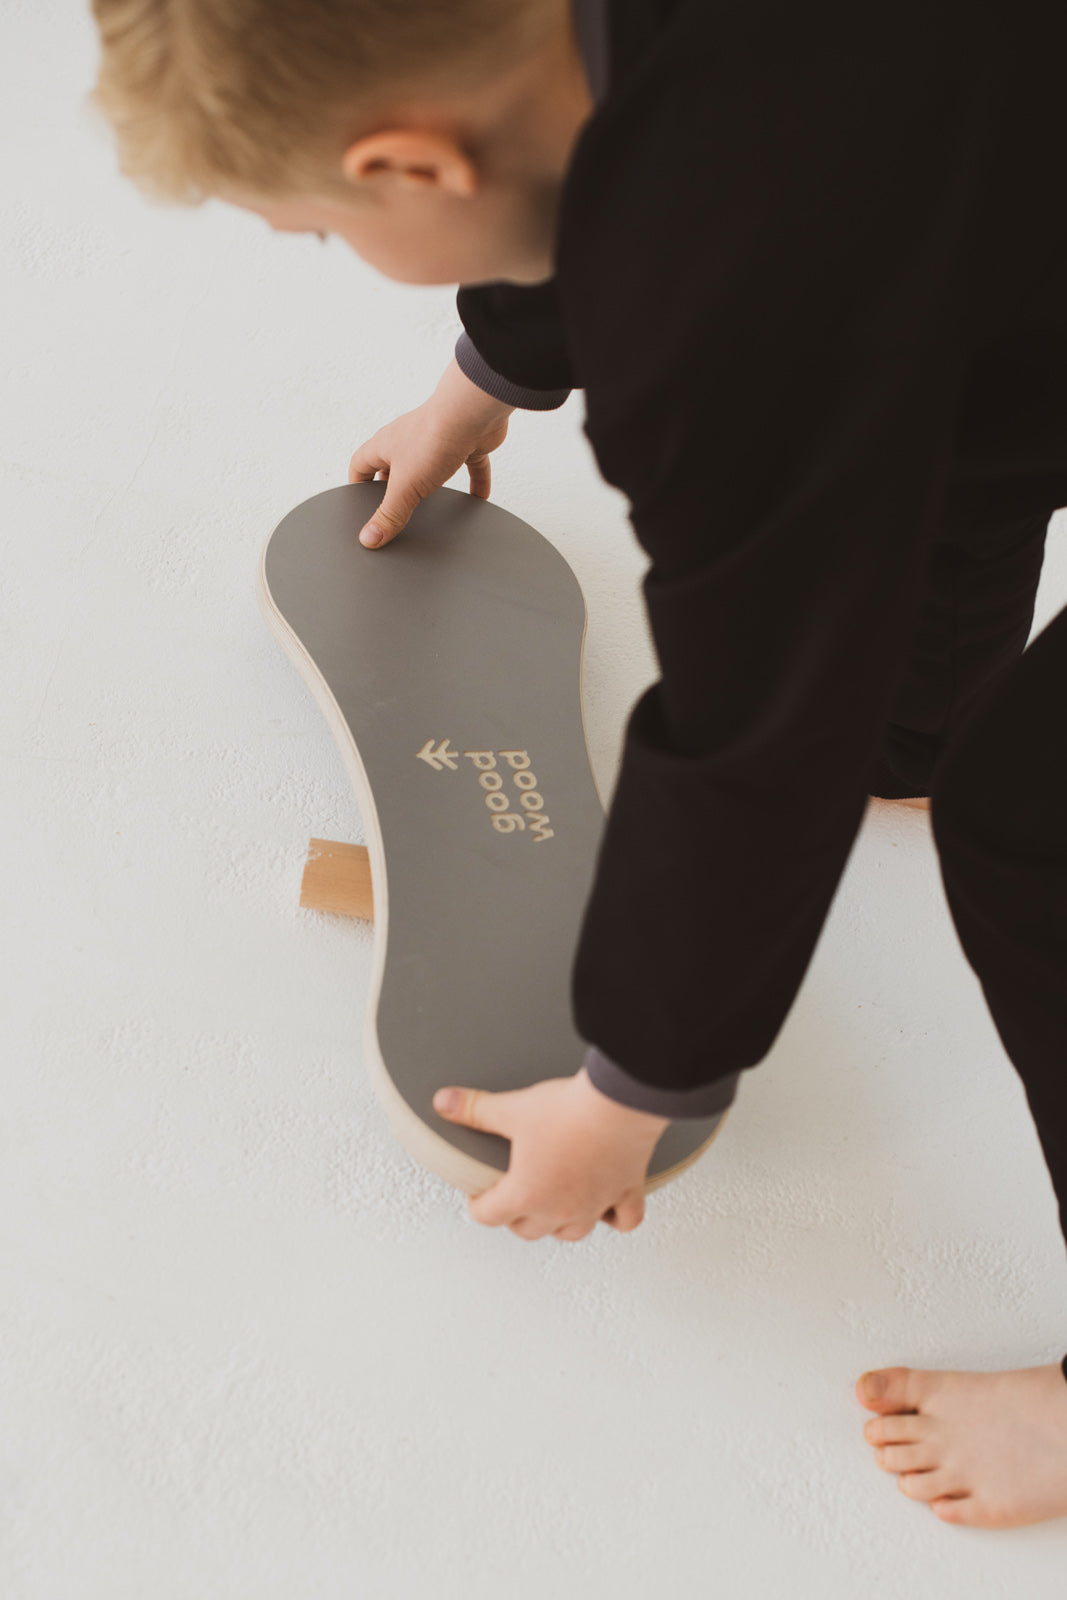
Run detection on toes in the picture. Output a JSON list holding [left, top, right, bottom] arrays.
[[864, 1413, 925, 1447], [929, 1496, 978, 1526], [875, 1442, 938, 1474], [898, 1468, 960, 1504], [857, 1365, 937, 1414]]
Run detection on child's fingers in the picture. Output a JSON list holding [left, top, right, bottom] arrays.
[[466, 447, 492, 499], [600, 1189, 646, 1232], [471, 1190, 596, 1239], [552, 1218, 598, 1241], [433, 1085, 511, 1137], [357, 476, 436, 549], [468, 1180, 522, 1228], [348, 444, 388, 484]]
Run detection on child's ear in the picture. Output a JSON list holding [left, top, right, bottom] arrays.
[[340, 129, 477, 197]]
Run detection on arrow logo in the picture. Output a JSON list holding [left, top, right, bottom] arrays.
[[416, 737, 459, 772]]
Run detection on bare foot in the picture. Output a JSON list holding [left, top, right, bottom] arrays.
[[870, 795, 930, 810], [857, 1362, 1067, 1528]]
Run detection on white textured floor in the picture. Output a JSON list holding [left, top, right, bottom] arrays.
[[3, 8, 1067, 1597]]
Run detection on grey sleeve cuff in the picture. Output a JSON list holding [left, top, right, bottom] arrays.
[[582, 1046, 742, 1121], [454, 331, 573, 412]]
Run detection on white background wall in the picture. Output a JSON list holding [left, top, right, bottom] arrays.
[[2, 5, 1066, 1595]]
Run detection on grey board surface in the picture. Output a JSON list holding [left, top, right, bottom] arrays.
[[262, 483, 721, 1177]]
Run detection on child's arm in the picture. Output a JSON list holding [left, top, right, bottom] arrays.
[[454, 275, 574, 402], [566, 8, 977, 1102]]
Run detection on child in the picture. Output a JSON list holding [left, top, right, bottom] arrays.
[[89, 0, 1067, 1528]]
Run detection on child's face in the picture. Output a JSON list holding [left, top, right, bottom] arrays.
[[231, 154, 565, 288]]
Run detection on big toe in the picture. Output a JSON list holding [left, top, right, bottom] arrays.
[[857, 1366, 930, 1413]]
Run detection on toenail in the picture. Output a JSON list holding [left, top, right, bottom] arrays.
[[863, 1373, 888, 1399]]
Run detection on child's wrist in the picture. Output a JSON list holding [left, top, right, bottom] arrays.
[[575, 1064, 671, 1138]]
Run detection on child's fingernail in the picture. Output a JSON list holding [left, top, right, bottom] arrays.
[[360, 524, 383, 547], [862, 1373, 887, 1399], [434, 1089, 459, 1114]]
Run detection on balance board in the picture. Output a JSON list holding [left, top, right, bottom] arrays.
[[255, 482, 727, 1196]]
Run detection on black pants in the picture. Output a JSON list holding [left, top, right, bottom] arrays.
[[870, 509, 1067, 1378]]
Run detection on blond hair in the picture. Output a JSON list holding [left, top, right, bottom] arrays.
[[89, 0, 553, 206]]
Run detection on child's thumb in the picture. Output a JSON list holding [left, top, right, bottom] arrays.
[[432, 1085, 507, 1137]]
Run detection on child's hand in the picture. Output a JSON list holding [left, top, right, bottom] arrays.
[[432, 1067, 670, 1241], [349, 356, 514, 549]]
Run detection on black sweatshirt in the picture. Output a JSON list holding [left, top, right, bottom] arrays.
[[454, 0, 1067, 1119]]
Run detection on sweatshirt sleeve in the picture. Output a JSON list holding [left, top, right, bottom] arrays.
[[455, 278, 574, 411], [563, 6, 978, 1096], [583, 1043, 741, 1119]]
